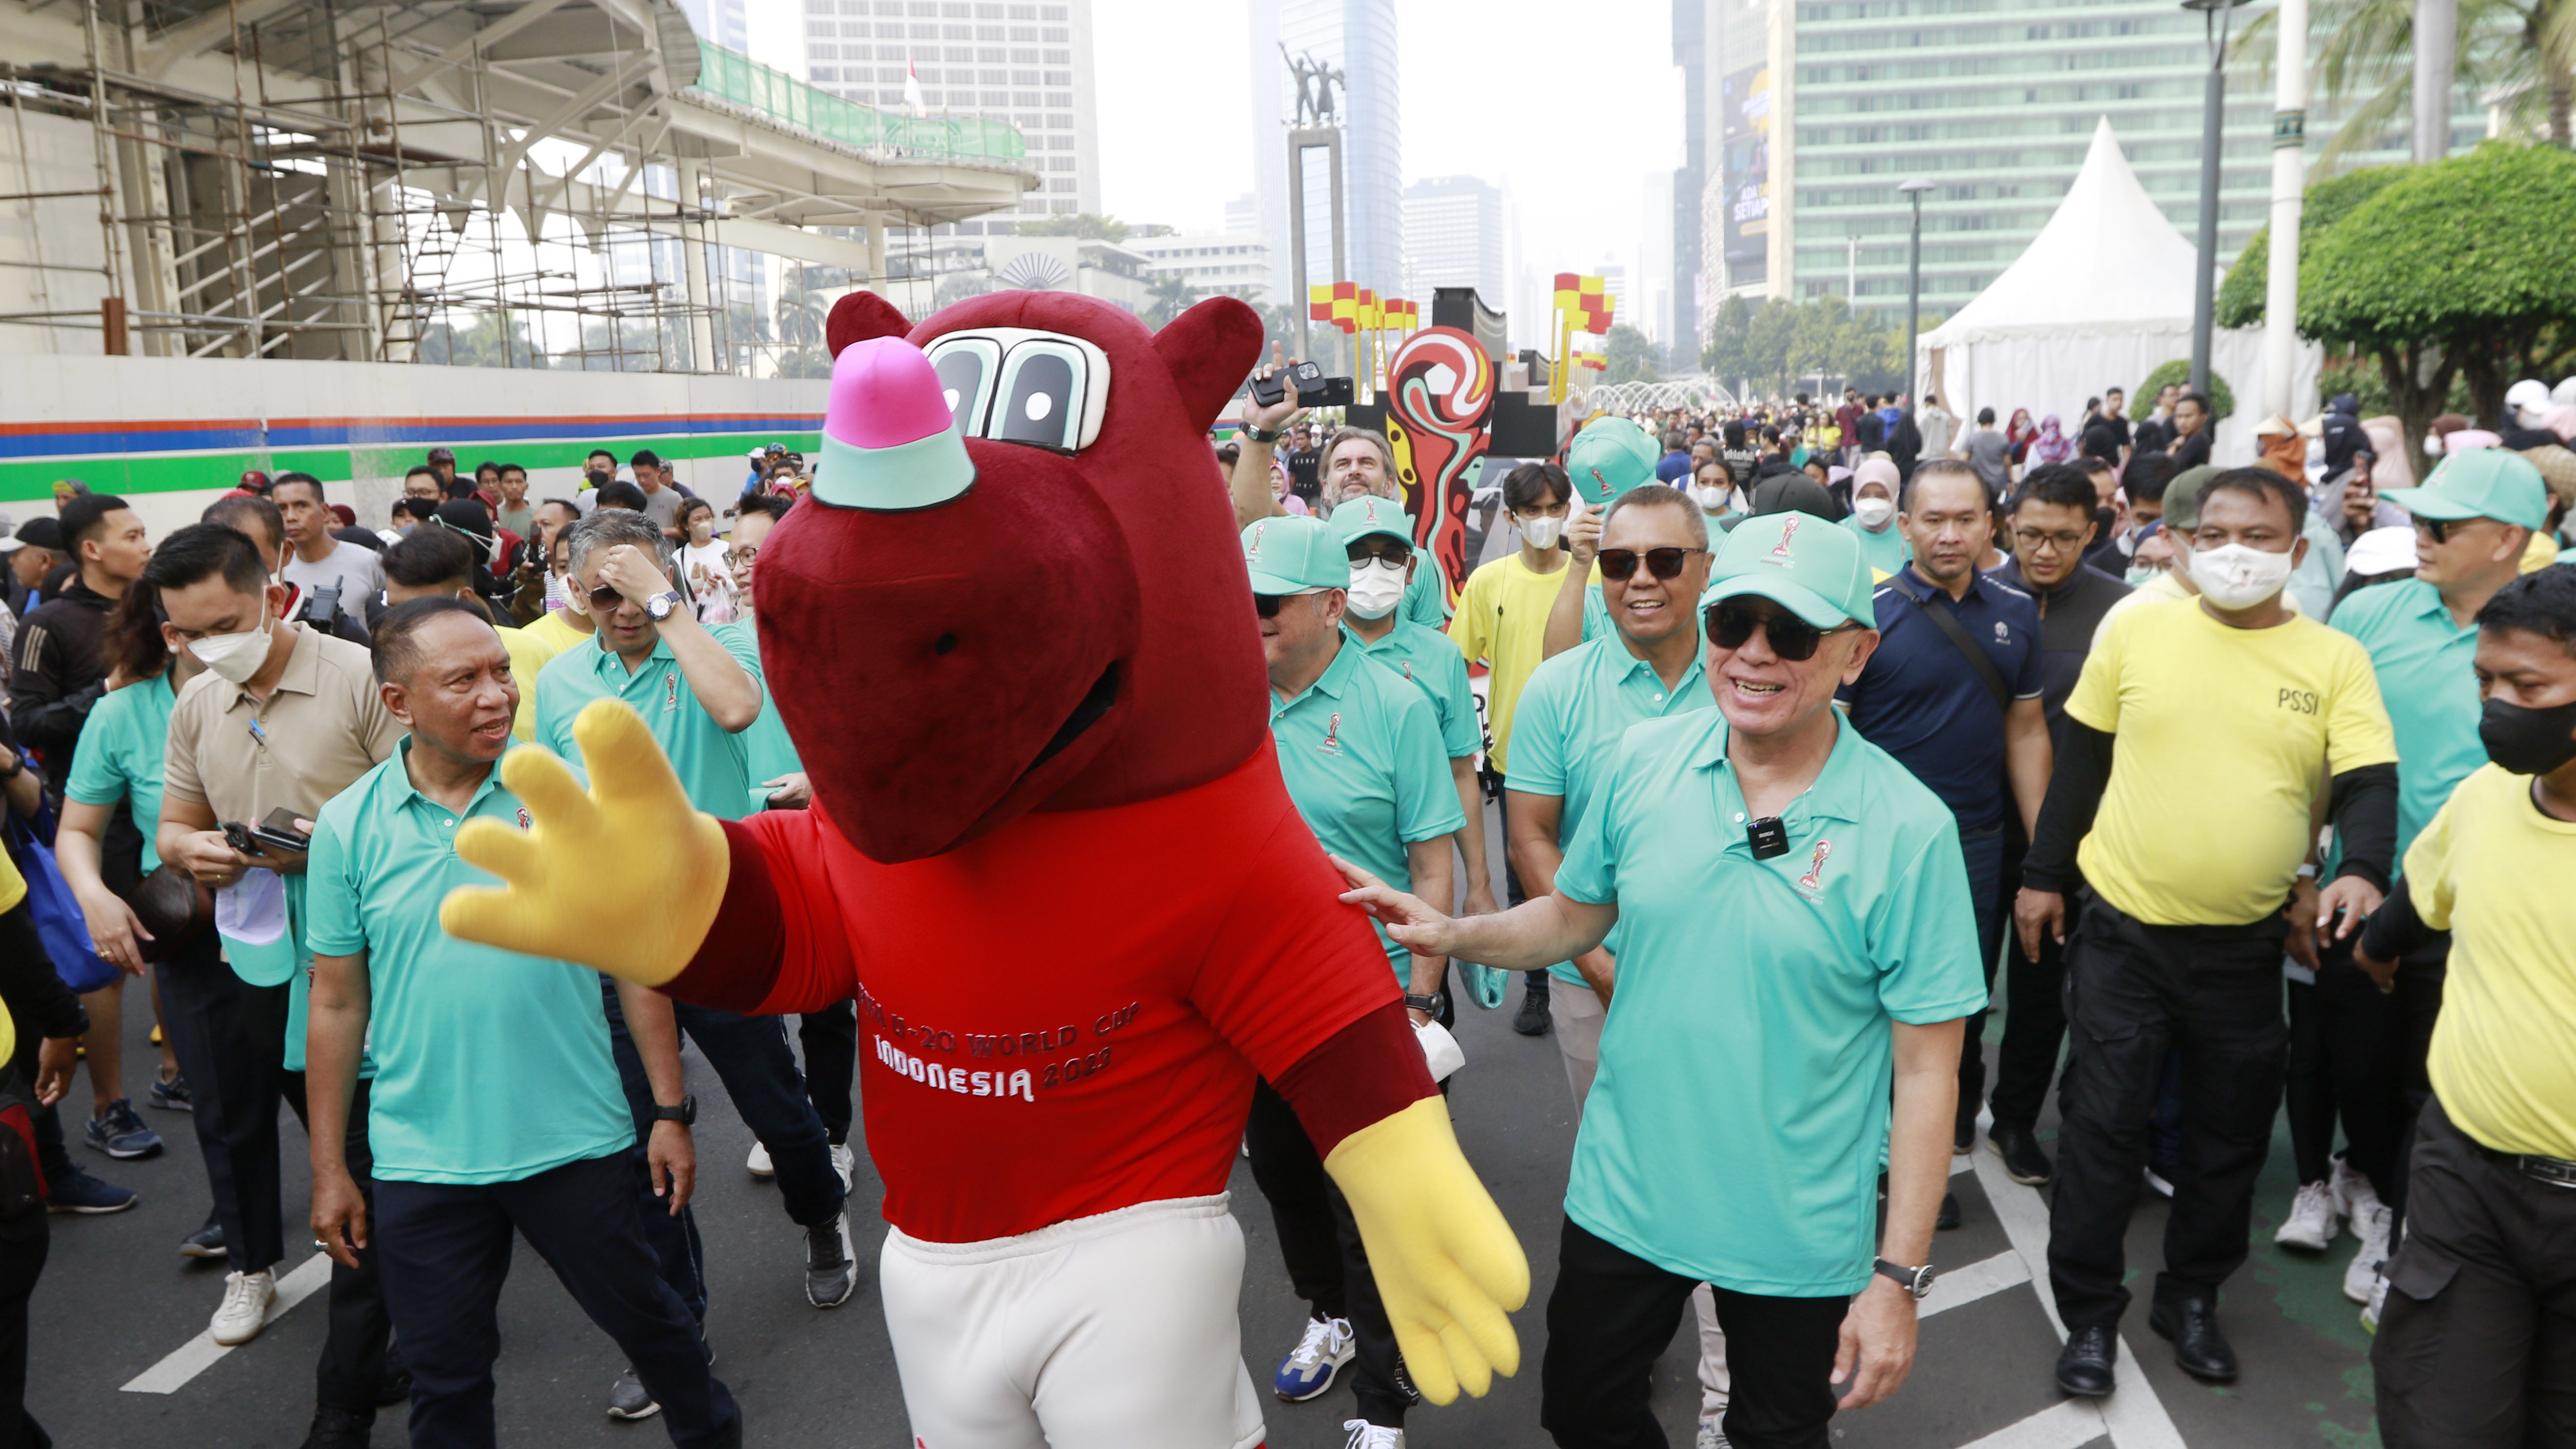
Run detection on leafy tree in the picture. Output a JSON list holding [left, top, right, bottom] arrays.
[[2132, 359, 2238, 425], [1015, 213, 1131, 242], [2233, 0, 2576, 160], [1603, 323, 1662, 384], [2301, 141, 2576, 480], [2216, 167, 2408, 329]]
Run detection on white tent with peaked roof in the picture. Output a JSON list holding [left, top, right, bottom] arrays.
[[1914, 117, 2317, 467]]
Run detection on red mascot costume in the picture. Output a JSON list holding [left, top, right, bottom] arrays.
[[443, 290, 1528, 1448]]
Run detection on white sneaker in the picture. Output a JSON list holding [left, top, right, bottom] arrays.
[[746, 1141, 774, 1178], [2275, 1180, 2342, 1251], [210, 1269, 275, 1346], [830, 1142, 855, 1192], [2143, 1165, 2176, 1199], [1342, 1420, 1404, 1449], [2345, 1202, 2394, 1303], [2360, 1262, 2390, 1334], [2330, 1154, 2380, 1223]]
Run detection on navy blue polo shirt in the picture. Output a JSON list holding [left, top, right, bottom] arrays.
[[1838, 565, 2044, 830]]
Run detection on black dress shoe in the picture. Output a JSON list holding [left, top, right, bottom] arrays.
[[298, 1404, 375, 1449], [1955, 1118, 1975, 1153], [1512, 976, 1551, 1037], [2054, 1325, 2118, 1397], [2149, 1299, 2239, 1382], [1936, 1191, 1961, 1230], [1988, 1124, 2054, 1186]]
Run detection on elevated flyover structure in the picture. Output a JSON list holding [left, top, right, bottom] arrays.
[[0, 0, 1034, 368]]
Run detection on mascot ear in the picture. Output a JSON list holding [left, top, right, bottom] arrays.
[[1153, 296, 1266, 434], [826, 292, 913, 358]]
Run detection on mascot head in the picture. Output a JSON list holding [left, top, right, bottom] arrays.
[[755, 290, 1269, 863]]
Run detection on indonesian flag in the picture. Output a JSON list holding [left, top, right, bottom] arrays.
[[904, 56, 925, 114]]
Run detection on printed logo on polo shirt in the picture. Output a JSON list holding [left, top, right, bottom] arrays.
[[1318, 711, 1344, 755], [516, 807, 531, 830], [664, 672, 679, 712], [1766, 516, 1802, 564], [1796, 838, 1834, 896], [1993, 620, 2010, 642]]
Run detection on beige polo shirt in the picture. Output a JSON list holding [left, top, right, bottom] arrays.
[[163, 623, 400, 826]]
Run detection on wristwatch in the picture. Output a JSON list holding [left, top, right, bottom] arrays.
[[1402, 991, 1446, 1016], [644, 589, 685, 623], [650, 1095, 696, 1126], [1874, 1258, 1936, 1299], [1241, 423, 1283, 444]]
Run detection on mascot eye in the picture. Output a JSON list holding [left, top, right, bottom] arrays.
[[991, 342, 1088, 453], [927, 339, 1000, 435]]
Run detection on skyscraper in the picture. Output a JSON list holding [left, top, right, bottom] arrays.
[[1246, 0, 1403, 308], [676, 0, 747, 54], [1401, 175, 1504, 306], [802, 0, 1099, 230]]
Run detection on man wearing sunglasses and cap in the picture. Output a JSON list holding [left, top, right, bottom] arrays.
[[1339, 512, 1984, 1449], [1240, 514, 1464, 1440]]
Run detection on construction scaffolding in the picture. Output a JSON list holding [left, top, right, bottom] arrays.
[[0, 0, 1033, 371]]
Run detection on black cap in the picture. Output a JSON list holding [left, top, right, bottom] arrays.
[[15, 518, 63, 551], [426, 446, 456, 464]]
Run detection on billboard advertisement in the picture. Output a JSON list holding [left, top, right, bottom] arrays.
[[1719, 64, 1771, 289]]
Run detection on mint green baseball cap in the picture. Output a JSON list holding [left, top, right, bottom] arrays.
[[2383, 447, 2551, 531], [1328, 496, 1414, 550], [1242, 515, 1349, 594], [1699, 510, 1876, 629], [1566, 417, 1660, 505]]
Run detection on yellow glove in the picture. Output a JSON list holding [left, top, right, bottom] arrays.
[[1323, 1096, 1530, 1403], [440, 699, 729, 987]]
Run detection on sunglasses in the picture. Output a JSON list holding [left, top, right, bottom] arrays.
[[1705, 601, 1858, 662], [1345, 540, 1412, 568], [1598, 546, 1704, 582], [2412, 516, 2456, 544], [587, 583, 629, 611], [1254, 593, 1285, 619]]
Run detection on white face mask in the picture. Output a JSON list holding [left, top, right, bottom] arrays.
[[187, 607, 276, 685], [1345, 559, 1406, 619], [2184, 541, 2296, 610], [1852, 496, 1897, 530], [1692, 483, 1731, 511], [1520, 514, 1564, 550]]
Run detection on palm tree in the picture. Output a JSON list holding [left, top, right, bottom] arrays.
[[1143, 273, 1201, 328], [2236, 0, 2576, 164]]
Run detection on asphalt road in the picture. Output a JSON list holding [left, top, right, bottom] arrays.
[[31, 803, 2384, 1448]]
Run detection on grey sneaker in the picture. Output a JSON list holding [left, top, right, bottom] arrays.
[[180, 1217, 226, 1259], [83, 1099, 163, 1160], [606, 1365, 660, 1420], [805, 1210, 857, 1308]]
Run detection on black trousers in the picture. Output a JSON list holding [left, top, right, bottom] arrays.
[[796, 1002, 858, 1147], [1539, 1218, 1847, 1449], [2372, 1097, 2576, 1448], [2047, 895, 2288, 1329], [374, 1152, 738, 1449], [1244, 1077, 1408, 1426], [149, 930, 253, 1265], [2283, 936, 2443, 1194], [1988, 842, 2068, 1135], [0, 1190, 43, 1449], [1953, 824, 2007, 1137], [224, 978, 395, 1414]]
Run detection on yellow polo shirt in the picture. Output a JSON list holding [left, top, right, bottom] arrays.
[[2067, 597, 2395, 926], [1448, 552, 1587, 772], [2407, 764, 2576, 1160]]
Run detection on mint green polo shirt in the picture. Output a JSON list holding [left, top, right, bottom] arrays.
[[1841, 516, 1910, 577], [305, 742, 635, 1185], [2329, 577, 2483, 869], [1554, 710, 1986, 1295], [736, 631, 804, 814], [1344, 620, 1480, 761], [1506, 635, 1713, 988], [64, 673, 175, 873], [1402, 563, 1450, 628], [1271, 638, 1466, 978], [534, 623, 764, 820]]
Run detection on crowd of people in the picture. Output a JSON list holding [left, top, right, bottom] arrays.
[[1228, 357, 2576, 1449], [0, 446, 813, 1449], [0, 347, 2562, 1449]]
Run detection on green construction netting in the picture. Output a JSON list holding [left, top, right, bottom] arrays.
[[688, 44, 1027, 164]]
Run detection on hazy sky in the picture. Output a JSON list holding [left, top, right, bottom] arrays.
[[750, 0, 1687, 286]]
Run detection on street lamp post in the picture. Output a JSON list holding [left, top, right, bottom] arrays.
[[1898, 178, 1936, 407], [2184, 0, 2252, 398]]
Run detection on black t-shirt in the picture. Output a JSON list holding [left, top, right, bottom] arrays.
[[2171, 429, 2211, 472], [1283, 447, 1322, 506], [2081, 415, 2130, 463]]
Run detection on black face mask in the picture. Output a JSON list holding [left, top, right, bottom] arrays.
[[2479, 694, 2576, 777], [2093, 505, 2117, 547]]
